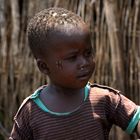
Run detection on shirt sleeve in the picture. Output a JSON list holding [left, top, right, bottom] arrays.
[[105, 91, 138, 133], [125, 106, 140, 134], [9, 100, 33, 140]]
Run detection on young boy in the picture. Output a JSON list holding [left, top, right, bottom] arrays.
[[9, 7, 140, 140]]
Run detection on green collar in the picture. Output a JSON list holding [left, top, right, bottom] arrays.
[[30, 84, 90, 116]]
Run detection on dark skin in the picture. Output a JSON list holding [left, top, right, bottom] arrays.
[[37, 25, 95, 113], [36, 25, 140, 136]]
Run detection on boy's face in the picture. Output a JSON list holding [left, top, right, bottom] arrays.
[[40, 27, 95, 89]]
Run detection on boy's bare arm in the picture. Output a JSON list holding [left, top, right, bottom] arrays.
[[136, 121, 140, 138]]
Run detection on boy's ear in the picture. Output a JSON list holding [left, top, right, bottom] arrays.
[[36, 59, 50, 75]]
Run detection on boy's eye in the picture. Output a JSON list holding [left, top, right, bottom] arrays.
[[65, 55, 77, 61], [84, 48, 93, 57]]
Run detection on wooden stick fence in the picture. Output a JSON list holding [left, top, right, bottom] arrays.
[[0, 0, 139, 139]]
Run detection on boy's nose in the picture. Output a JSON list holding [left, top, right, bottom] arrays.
[[78, 56, 88, 69]]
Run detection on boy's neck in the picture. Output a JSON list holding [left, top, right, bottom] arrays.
[[39, 83, 85, 113], [47, 83, 84, 96]]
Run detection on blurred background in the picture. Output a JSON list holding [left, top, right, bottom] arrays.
[[0, 0, 140, 139]]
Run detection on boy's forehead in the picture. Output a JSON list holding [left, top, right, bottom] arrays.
[[36, 25, 90, 60], [41, 29, 91, 62], [48, 27, 90, 47], [44, 29, 90, 55]]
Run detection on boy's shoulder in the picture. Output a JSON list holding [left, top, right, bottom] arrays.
[[89, 83, 120, 95], [14, 95, 32, 119], [14, 85, 46, 119], [88, 83, 122, 107]]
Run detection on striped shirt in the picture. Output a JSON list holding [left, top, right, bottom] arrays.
[[9, 84, 138, 140]]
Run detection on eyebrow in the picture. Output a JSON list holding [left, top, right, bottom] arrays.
[[65, 49, 79, 55], [61, 50, 78, 59], [64, 45, 92, 55]]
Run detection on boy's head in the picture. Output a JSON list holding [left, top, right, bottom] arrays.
[[27, 7, 88, 59], [27, 7, 95, 88]]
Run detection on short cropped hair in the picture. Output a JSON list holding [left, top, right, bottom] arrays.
[[27, 7, 86, 58]]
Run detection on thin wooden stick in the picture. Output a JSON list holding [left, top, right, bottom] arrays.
[[0, 122, 10, 138]]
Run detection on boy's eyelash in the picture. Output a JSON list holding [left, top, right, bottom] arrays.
[[85, 48, 93, 56], [64, 48, 93, 61], [67, 56, 77, 60], [64, 55, 77, 61]]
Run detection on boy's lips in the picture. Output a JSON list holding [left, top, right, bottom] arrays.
[[77, 70, 91, 80]]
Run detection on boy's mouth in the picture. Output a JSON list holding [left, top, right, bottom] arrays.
[[77, 71, 91, 80]]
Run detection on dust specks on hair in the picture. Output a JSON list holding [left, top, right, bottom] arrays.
[[52, 12, 57, 17], [62, 13, 67, 17]]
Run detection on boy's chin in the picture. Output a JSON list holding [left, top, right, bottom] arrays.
[[52, 80, 89, 89], [71, 81, 89, 89]]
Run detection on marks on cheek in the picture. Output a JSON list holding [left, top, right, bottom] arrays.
[[56, 60, 63, 69]]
